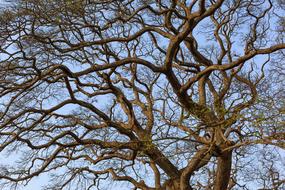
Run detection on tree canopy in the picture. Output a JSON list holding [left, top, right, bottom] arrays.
[[0, 0, 284, 189]]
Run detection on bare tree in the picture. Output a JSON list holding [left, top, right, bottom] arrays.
[[0, 0, 284, 190]]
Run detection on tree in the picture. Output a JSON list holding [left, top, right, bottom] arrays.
[[0, 0, 284, 189]]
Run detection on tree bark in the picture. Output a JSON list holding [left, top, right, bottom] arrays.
[[214, 149, 232, 190], [162, 178, 191, 190], [145, 146, 180, 179]]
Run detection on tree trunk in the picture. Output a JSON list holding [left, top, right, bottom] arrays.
[[214, 149, 233, 190], [162, 178, 193, 190]]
